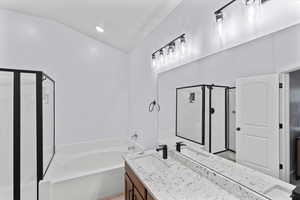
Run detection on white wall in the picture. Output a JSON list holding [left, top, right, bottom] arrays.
[[129, 45, 157, 148], [0, 9, 129, 145], [129, 0, 300, 148]]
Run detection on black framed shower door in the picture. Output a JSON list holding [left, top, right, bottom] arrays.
[[0, 68, 55, 200]]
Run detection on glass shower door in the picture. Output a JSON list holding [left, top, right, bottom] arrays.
[[42, 75, 55, 175], [0, 69, 55, 200], [20, 73, 37, 200], [0, 72, 14, 200]]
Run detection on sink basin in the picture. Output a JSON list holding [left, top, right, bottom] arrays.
[[263, 185, 291, 200], [132, 154, 170, 172]]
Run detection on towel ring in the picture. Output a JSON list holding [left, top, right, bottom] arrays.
[[148, 100, 160, 112]]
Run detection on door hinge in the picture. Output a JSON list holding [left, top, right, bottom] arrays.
[[279, 123, 283, 129], [279, 83, 283, 88], [279, 163, 283, 170]]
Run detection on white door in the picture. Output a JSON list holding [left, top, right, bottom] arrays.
[[236, 74, 280, 177]]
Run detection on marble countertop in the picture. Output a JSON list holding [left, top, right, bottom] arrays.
[[125, 150, 241, 200], [178, 146, 295, 200], [124, 145, 296, 200]]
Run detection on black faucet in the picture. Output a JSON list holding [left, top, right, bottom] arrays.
[[156, 144, 168, 159], [176, 142, 186, 152], [292, 186, 300, 200]]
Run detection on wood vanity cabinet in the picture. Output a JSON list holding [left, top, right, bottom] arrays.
[[125, 174, 133, 200], [125, 162, 155, 200]]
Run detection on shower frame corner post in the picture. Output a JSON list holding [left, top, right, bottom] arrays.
[[225, 87, 229, 151], [201, 85, 206, 146], [13, 72, 21, 200], [36, 71, 44, 200], [207, 85, 212, 153]]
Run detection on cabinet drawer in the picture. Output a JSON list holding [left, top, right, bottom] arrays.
[[125, 162, 146, 199]]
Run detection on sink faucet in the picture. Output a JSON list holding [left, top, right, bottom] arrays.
[[131, 133, 138, 141], [156, 144, 168, 159], [176, 142, 186, 152], [292, 186, 300, 200]]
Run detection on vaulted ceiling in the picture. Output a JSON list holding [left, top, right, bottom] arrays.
[[0, 0, 183, 52]]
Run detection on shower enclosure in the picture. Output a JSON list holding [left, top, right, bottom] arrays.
[[0, 68, 55, 200]]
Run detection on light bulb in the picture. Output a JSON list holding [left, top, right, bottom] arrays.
[[180, 35, 186, 55], [159, 49, 164, 66], [152, 54, 156, 67], [215, 11, 223, 23], [167, 42, 175, 55]]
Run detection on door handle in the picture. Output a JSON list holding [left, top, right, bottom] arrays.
[[236, 127, 241, 131]]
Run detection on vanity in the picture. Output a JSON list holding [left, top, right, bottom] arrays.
[[124, 146, 296, 200], [125, 162, 155, 200]]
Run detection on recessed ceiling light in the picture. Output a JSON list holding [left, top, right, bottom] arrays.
[[96, 26, 104, 33]]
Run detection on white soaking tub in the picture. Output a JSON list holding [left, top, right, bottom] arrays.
[[40, 139, 140, 200]]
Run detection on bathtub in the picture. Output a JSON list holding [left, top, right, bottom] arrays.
[[40, 139, 140, 200]]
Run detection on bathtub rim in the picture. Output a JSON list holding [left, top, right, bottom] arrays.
[[42, 162, 124, 184], [42, 138, 140, 184]]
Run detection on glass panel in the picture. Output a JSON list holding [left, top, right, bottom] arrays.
[[0, 72, 14, 200], [42, 76, 54, 175], [176, 86, 204, 144], [20, 73, 37, 200]]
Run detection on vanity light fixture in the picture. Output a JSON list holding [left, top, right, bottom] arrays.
[[159, 49, 164, 56], [215, 11, 223, 23], [214, 0, 236, 22], [152, 54, 156, 67], [214, 0, 265, 23], [151, 34, 186, 69], [179, 35, 186, 54], [168, 42, 175, 55], [180, 35, 186, 45], [159, 49, 164, 65]]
